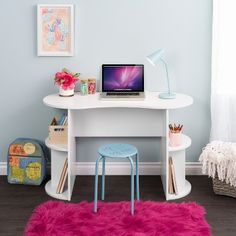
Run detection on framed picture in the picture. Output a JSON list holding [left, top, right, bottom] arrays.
[[37, 4, 74, 56]]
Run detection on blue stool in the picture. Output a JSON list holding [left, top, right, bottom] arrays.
[[94, 143, 140, 215]]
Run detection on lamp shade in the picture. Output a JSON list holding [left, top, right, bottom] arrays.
[[146, 49, 165, 66]]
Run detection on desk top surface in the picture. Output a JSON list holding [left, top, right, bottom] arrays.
[[43, 91, 193, 110]]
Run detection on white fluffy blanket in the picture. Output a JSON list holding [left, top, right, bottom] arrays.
[[199, 141, 236, 187]]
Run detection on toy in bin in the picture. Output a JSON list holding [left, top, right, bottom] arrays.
[[7, 138, 48, 185]]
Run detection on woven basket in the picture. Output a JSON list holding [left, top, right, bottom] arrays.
[[212, 177, 236, 198]]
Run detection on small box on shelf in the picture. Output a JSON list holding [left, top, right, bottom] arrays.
[[49, 126, 68, 145], [48, 114, 68, 145]]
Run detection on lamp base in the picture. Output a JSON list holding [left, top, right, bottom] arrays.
[[159, 92, 176, 99]]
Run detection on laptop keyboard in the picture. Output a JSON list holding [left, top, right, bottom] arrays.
[[107, 92, 140, 96]]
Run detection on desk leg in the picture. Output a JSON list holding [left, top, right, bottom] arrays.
[[160, 110, 169, 200], [68, 110, 76, 201]]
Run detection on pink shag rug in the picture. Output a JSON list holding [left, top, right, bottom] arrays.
[[25, 201, 211, 236]]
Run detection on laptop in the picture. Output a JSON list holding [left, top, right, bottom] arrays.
[[100, 64, 145, 100]]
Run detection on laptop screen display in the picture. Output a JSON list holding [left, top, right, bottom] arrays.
[[102, 64, 144, 92]]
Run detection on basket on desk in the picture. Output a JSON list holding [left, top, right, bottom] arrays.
[[48, 125, 68, 145]]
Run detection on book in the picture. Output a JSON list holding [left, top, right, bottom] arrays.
[[62, 116, 68, 126], [58, 113, 66, 125], [59, 164, 68, 194], [168, 158, 174, 194], [51, 117, 58, 126], [64, 119, 68, 126], [169, 157, 178, 195], [56, 158, 68, 194]]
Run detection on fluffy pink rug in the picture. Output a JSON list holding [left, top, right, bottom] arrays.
[[25, 201, 211, 236]]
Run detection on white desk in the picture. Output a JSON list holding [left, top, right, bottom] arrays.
[[43, 91, 193, 201]]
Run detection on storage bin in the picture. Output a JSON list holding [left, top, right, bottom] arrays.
[[199, 141, 236, 198], [7, 138, 47, 185], [48, 125, 68, 145], [213, 176, 236, 198]]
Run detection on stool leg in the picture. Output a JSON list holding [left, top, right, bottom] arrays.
[[101, 157, 106, 200], [94, 155, 103, 213], [136, 153, 140, 201], [128, 157, 134, 215]]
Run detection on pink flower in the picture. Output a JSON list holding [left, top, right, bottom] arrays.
[[54, 69, 80, 90], [55, 72, 67, 79]]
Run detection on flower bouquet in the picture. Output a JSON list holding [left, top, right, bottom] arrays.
[[54, 68, 80, 97]]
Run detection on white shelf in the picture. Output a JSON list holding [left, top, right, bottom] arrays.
[[167, 180, 192, 200], [169, 134, 191, 152], [45, 180, 69, 201], [45, 137, 68, 152]]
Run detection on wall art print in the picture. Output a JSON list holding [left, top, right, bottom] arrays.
[[37, 4, 74, 56]]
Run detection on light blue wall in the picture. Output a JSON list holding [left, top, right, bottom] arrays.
[[0, 0, 212, 162]]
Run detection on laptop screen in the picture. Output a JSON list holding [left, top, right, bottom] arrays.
[[102, 64, 144, 92]]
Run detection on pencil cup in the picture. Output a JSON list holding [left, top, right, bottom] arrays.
[[169, 132, 182, 146]]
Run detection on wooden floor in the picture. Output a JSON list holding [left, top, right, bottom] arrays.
[[1, 176, 236, 236]]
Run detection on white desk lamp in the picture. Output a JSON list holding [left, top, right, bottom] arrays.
[[147, 49, 176, 99]]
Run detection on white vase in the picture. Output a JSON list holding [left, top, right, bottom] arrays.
[[59, 87, 74, 97]]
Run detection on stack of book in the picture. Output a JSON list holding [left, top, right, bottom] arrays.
[[51, 113, 68, 126], [168, 157, 178, 195], [56, 158, 68, 194]]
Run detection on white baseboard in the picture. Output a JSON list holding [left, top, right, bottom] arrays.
[[0, 161, 203, 176], [0, 162, 7, 176]]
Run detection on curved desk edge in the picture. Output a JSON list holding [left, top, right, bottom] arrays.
[[43, 91, 193, 110]]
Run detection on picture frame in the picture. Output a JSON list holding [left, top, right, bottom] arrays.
[[37, 4, 74, 56]]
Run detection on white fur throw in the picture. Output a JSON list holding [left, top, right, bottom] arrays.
[[199, 141, 236, 187]]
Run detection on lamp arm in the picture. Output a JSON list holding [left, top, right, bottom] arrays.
[[160, 58, 171, 94]]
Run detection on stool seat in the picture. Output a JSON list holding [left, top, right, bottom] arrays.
[[98, 143, 138, 158]]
